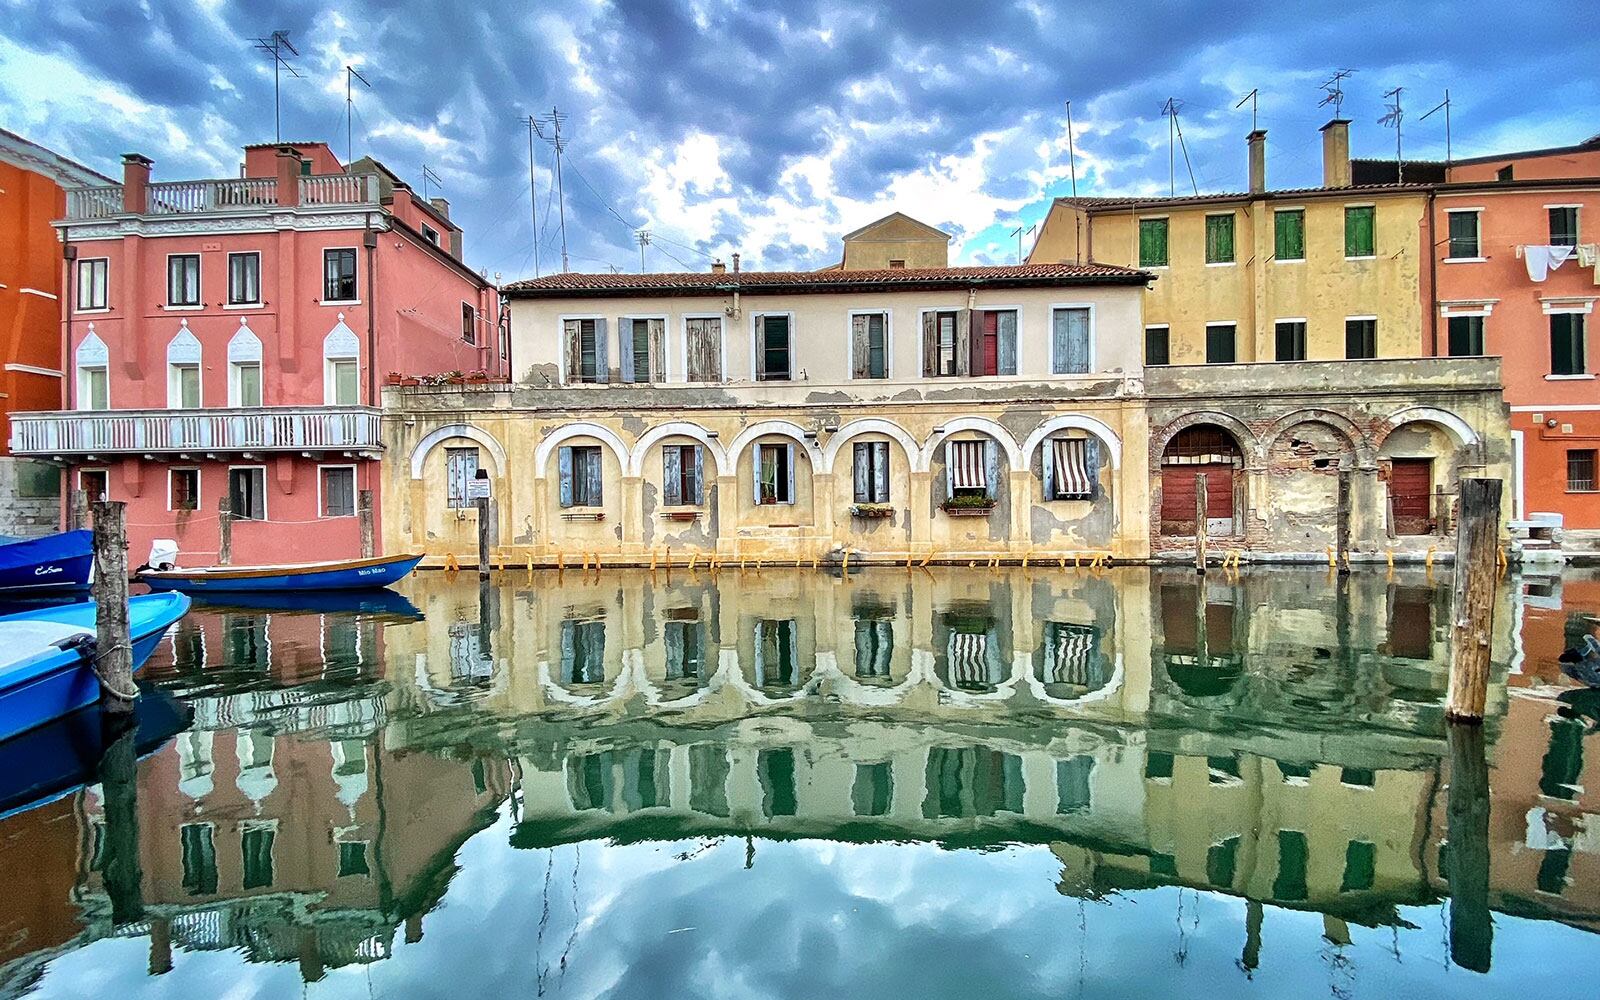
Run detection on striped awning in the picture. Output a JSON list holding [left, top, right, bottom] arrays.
[[951, 440, 986, 490], [948, 631, 992, 686], [1054, 438, 1092, 498], [1044, 623, 1100, 686]]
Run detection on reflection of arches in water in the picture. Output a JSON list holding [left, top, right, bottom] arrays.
[[1036, 621, 1114, 699], [559, 619, 607, 686], [1158, 582, 1244, 701], [935, 604, 1007, 693], [922, 746, 1024, 818], [660, 614, 708, 699], [1165, 654, 1245, 698], [566, 748, 671, 813], [753, 619, 803, 691]]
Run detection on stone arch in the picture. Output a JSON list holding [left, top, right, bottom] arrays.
[[323, 315, 360, 359], [76, 327, 108, 367], [227, 321, 262, 363], [1378, 406, 1479, 449], [1020, 413, 1124, 470], [822, 417, 924, 474], [1260, 408, 1369, 463], [1152, 410, 1261, 468], [409, 423, 509, 480], [166, 322, 201, 365], [727, 419, 825, 471], [921, 416, 1024, 471], [532, 421, 631, 478], [628, 421, 732, 478]]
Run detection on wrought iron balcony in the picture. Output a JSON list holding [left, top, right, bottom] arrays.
[[61, 174, 381, 221], [9, 406, 384, 458]]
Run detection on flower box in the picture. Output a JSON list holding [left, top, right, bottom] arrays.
[[560, 510, 606, 522], [941, 500, 996, 517], [850, 504, 895, 519], [662, 509, 700, 522]]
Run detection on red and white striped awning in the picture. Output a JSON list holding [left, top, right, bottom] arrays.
[[950, 440, 986, 490], [1054, 438, 1092, 498]]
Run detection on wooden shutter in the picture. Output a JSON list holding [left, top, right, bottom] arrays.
[[851, 314, 870, 378], [753, 315, 766, 380], [585, 448, 603, 505], [564, 320, 581, 383], [1055, 308, 1090, 373], [1042, 438, 1056, 499], [983, 439, 1000, 500], [558, 446, 574, 508], [922, 312, 938, 376], [872, 442, 889, 503], [853, 442, 869, 502], [753, 444, 765, 505], [1084, 437, 1102, 500], [996, 310, 1017, 374], [663, 445, 682, 505], [618, 318, 635, 383], [559, 621, 576, 680], [967, 310, 985, 375], [593, 318, 610, 382], [955, 310, 972, 376], [648, 318, 665, 381], [691, 446, 704, 504], [784, 443, 796, 505]]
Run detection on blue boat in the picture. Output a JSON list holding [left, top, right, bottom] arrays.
[[186, 587, 424, 622], [0, 593, 192, 743], [140, 552, 424, 593], [0, 530, 93, 596]]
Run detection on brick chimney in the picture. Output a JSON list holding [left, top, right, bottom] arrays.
[[430, 197, 450, 219], [1247, 130, 1267, 195], [731, 252, 741, 273], [710, 260, 726, 274], [121, 153, 153, 213], [1320, 119, 1352, 188], [275, 147, 301, 207]]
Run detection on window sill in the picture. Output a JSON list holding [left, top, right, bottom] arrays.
[[76, 307, 111, 315], [224, 302, 264, 310], [1274, 258, 1305, 264], [660, 508, 702, 522], [322, 299, 361, 307], [1345, 255, 1377, 261], [1546, 374, 1596, 381], [1204, 261, 1236, 268], [320, 513, 357, 520], [163, 304, 204, 311], [1141, 264, 1169, 271], [1566, 489, 1600, 494], [1443, 257, 1487, 264], [560, 509, 605, 521]]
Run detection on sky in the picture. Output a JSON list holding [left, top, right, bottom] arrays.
[[2, 0, 1597, 281]]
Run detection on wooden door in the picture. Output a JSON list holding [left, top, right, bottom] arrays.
[[981, 311, 999, 375], [1160, 465, 1234, 535], [1389, 459, 1433, 535]]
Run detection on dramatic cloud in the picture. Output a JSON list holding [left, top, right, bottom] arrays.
[[2, 0, 1596, 277]]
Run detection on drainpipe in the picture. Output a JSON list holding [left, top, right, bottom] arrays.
[[61, 233, 76, 411], [363, 215, 378, 406], [1426, 188, 1439, 357]]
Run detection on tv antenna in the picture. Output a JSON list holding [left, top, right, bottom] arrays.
[[420, 163, 442, 202], [518, 114, 543, 277], [1420, 89, 1452, 166], [1318, 69, 1355, 120], [635, 229, 652, 272], [1235, 88, 1259, 132], [1009, 224, 1036, 264], [532, 107, 571, 273], [344, 65, 370, 166], [1064, 101, 1078, 198], [1379, 87, 1404, 182], [1160, 98, 1199, 196], [252, 30, 301, 142]]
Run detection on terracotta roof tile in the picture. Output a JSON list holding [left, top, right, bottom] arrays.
[[505, 262, 1150, 297], [1054, 182, 1431, 212]]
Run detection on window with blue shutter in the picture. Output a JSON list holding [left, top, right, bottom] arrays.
[[560, 445, 604, 507], [852, 441, 890, 503], [662, 443, 702, 506], [1052, 308, 1091, 374], [754, 442, 795, 504], [446, 447, 480, 509]]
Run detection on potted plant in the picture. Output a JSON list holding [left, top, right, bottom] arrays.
[[941, 494, 996, 517], [850, 503, 895, 519], [463, 369, 495, 384]]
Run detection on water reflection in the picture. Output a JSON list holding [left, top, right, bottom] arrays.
[[0, 566, 1596, 998]]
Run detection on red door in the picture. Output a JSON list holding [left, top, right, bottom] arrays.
[[1161, 465, 1234, 535], [981, 312, 999, 375], [1389, 459, 1433, 535]]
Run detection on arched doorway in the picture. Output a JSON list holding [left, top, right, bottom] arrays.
[[1160, 425, 1244, 536]]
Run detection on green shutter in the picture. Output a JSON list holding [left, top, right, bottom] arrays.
[[1275, 210, 1305, 260], [1139, 218, 1168, 267], [1205, 214, 1234, 263], [1345, 206, 1375, 257]]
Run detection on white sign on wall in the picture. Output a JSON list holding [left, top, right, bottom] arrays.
[[466, 479, 491, 501]]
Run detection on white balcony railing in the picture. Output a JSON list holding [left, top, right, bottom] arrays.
[[66, 186, 124, 219], [8, 406, 384, 456], [60, 174, 380, 221], [147, 177, 279, 213]]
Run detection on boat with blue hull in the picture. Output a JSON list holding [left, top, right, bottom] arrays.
[[139, 552, 424, 593], [0, 531, 93, 596], [0, 593, 192, 743]]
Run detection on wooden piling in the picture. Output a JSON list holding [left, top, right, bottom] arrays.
[[1194, 473, 1208, 575], [96, 720, 144, 925], [475, 496, 491, 580], [1445, 722, 1493, 971], [1335, 469, 1352, 575], [217, 497, 232, 566], [358, 489, 374, 558], [1446, 478, 1501, 722], [91, 501, 135, 713], [68, 489, 89, 532]]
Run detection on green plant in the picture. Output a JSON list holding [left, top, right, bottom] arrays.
[[850, 503, 894, 518], [941, 493, 995, 511]]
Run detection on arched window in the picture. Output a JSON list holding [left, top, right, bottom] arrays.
[[75, 326, 109, 410], [227, 322, 263, 407], [323, 316, 360, 405], [166, 322, 202, 409]]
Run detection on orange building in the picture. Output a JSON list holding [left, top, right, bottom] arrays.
[[0, 129, 107, 536], [1428, 134, 1600, 533]]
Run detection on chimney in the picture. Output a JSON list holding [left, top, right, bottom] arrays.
[[430, 196, 451, 219], [1320, 119, 1352, 188], [1246, 130, 1267, 195], [731, 252, 741, 273], [710, 260, 726, 274], [275, 147, 301, 207], [121, 153, 153, 213]]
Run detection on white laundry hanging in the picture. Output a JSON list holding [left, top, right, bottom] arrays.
[[1525, 244, 1579, 282]]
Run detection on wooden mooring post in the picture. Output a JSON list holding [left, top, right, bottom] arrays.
[[217, 497, 232, 566], [1335, 469, 1352, 575], [475, 496, 491, 580], [1194, 473, 1208, 574], [1446, 478, 1501, 722], [1445, 722, 1493, 972], [91, 500, 135, 713], [96, 720, 145, 925], [358, 489, 375, 558], [68, 488, 89, 532]]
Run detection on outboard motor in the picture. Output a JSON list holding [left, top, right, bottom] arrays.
[[141, 539, 179, 573]]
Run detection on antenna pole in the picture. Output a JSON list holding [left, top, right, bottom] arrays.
[[532, 108, 572, 272], [1165, 99, 1176, 196], [1065, 101, 1078, 198], [1380, 87, 1404, 183], [253, 31, 301, 143], [1422, 90, 1453, 167], [1234, 88, 1258, 132], [344, 66, 370, 167], [523, 117, 541, 278], [636, 230, 651, 272]]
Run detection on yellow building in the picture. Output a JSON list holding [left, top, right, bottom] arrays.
[[820, 211, 952, 270], [1030, 121, 1430, 365]]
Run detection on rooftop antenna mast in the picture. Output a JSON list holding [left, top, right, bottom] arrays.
[[532, 107, 571, 273], [1065, 101, 1078, 198], [1420, 89, 1453, 167], [1235, 88, 1259, 132], [252, 30, 301, 142], [420, 163, 442, 203], [1318, 69, 1355, 120], [518, 114, 542, 277], [635, 229, 652, 272], [1160, 98, 1200, 196], [1379, 86, 1405, 183], [1009, 223, 1036, 264], [344, 65, 370, 167]]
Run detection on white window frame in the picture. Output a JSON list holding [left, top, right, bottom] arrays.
[[678, 312, 726, 383], [167, 467, 201, 513], [321, 246, 360, 305], [750, 311, 797, 382], [1203, 211, 1238, 267], [77, 257, 109, 312], [845, 309, 893, 380], [1272, 317, 1309, 362], [317, 464, 358, 519], [970, 304, 1022, 376], [225, 251, 262, 308], [1048, 302, 1097, 374], [618, 313, 670, 383], [1344, 314, 1380, 359], [1545, 203, 1582, 245], [1272, 207, 1307, 263], [167, 362, 201, 409], [1444, 208, 1486, 262], [1204, 321, 1239, 363], [78, 365, 109, 411], [227, 464, 269, 521], [460, 301, 476, 345], [325, 357, 359, 405], [230, 360, 263, 407], [78, 467, 109, 502], [916, 306, 965, 379], [1143, 323, 1171, 367], [1343, 203, 1378, 261], [165, 252, 203, 309], [557, 313, 606, 385]]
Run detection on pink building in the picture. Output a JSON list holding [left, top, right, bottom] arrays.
[[10, 142, 503, 565]]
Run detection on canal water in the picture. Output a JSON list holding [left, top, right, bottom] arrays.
[[1, 565, 1597, 999]]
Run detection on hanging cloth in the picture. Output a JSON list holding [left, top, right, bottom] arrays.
[[950, 440, 986, 490], [1526, 244, 1579, 282]]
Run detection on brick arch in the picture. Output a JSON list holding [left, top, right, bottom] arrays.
[[1260, 408, 1371, 464], [1377, 406, 1479, 450], [1153, 411, 1260, 468]]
